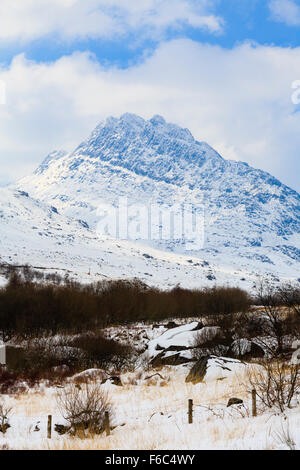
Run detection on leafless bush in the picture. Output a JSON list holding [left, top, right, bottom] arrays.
[[192, 324, 232, 359], [0, 275, 251, 337], [56, 383, 111, 436], [245, 360, 300, 413], [251, 281, 297, 356], [0, 367, 28, 394], [0, 403, 12, 434], [69, 331, 138, 371], [278, 283, 300, 318]]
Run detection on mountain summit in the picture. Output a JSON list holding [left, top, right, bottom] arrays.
[[17, 113, 300, 281]]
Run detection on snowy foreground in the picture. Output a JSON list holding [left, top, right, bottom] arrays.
[[1, 322, 299, 450], [1, 363, 300, 451]]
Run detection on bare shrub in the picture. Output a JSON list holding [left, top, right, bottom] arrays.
[[201, 286, 251, 316], [56, 383, 111, 436], [278, 283, 300, 318], [245, 360, 300, 413], [0, 274, 251, 337], [0, 403, 12, 434], [0, 367, 27, 394], [250, 281, 298, 356], [69, 332, 137, 371], [0, 333, 137, 389], [192, 322, 233, 359], [7, 337, 84, 386]]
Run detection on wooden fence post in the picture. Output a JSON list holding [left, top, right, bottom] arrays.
[[252, 389, 257, 417], [47, 415, 52, 439], [104, 411, 110, 436], [188, 399, 193, 424]]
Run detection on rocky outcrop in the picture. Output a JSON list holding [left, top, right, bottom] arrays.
[[151, 351, 193, 367], [185, 356, 209, 384], [185, 356, 246, 384], [227, 398, 243, 407], [228, 339, 264, 359]]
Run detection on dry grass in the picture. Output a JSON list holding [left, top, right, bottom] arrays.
[[3, 365, 300, 450]]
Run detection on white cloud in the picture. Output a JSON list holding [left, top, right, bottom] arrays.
[[269, 0, 300, 26], [0, 0, 223, 42], [1, 40, 300, 192]]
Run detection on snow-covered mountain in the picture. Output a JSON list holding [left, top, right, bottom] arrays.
[[0, 186, 259, 289], [15, 113, 300, 283]]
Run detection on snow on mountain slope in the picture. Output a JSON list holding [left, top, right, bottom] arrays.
[[0, 187, 260, 289], [16, 113, 300, 281]]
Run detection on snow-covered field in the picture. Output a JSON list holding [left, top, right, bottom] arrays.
[[1, 364, 300, 450], [0, 316, 299, 450]]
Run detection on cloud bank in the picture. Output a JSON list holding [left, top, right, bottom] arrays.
[[0, 0, 223, 43], [1, 39, 300, 191]]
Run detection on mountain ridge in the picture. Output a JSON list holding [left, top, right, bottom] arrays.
[[15, 113, 300, 281]]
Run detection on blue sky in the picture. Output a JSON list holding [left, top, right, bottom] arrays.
[[1, 1, 300, 67], [0, 0, 300, 191]]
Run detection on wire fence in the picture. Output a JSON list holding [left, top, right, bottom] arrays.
[[15, 390, 257, 440], [112, 389, 258, 430]]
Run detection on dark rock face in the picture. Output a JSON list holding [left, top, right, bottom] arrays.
[[192, 322, 204, 331], [227, 398, 243, 407], [165, 321, 179, 329], [164, 345, 190, 352], [185, 355, 245, 384], [102, 376, 123, 386], [185, 356, 209, 384], [151, 352, 193, 367]]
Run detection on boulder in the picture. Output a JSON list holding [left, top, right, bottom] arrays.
[[192, 322, 204, 331], [55, 424, 70, 435], [151, 351, 193, 367], [227, 397, 243, 407], [185, 356, 209, 384], [229, 339, 264, 359], [147, 321, 203, 361], [186, 356, 246, 384], [164, 345, 190, 352], [165, 321, 179, 329], [147, 322, 226, 367]]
